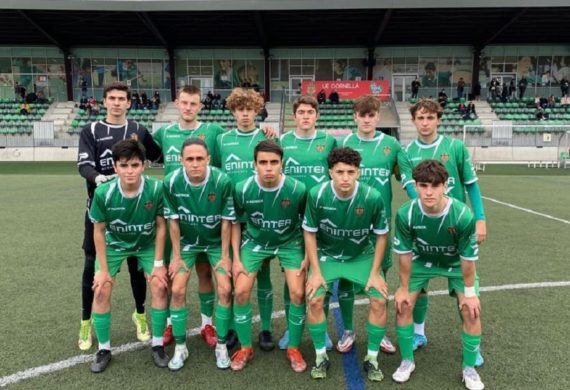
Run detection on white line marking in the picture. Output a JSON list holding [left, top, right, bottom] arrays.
[[483, 196, 570, 225], [1, 281, 569, 387]]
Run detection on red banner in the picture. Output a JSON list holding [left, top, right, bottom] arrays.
[[301, 80, 391, 100]]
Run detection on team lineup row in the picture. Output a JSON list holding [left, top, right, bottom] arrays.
[[77, 84, 486, 390]]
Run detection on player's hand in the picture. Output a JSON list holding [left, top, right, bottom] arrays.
[[459, 295, 481, 321], [476, 220, 487, 244], [168, 256, 188, 279], [149, 266, 168, 289], [306, 273, 327, 300], [296, 257, 309, 277], [261, 126, 277, 139], [214, 256, 232, 277], [394, 287, 411, 314], [365, 273, 388, 298], [95, 174, 117, 186], [232, 259, 247, 280], [92, 270, 113, 296]]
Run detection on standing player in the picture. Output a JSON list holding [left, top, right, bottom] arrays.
[[77, 82, 162, 351], [303, 147, 389, 382], [392, 160, 484, 390], [162, 138, 235, 370], [153, 85, 225, 347], [339, 95, 411, 354], [278, 95, 337, 350], [214, 87, 275, 350], [399, 98, 486, 365], [89, 139, 168, 373], [230, 140, 308, 372]]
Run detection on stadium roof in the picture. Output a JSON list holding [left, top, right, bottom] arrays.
[[0, 5, 569, 50]]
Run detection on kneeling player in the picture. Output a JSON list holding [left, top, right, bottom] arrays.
[[89, 139, 168, 373], [231, 140, 308, 372], [392, 160, 484, 390], [163, 138, 235, 371], [303, 147, 389, 382]]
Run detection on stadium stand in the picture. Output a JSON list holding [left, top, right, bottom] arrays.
[[0, 99, 48, 135]]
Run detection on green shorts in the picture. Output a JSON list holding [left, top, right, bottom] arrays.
[[408, 260, 480, 297], [240, 238, 304, 274], [95, 246, 155, 277], [312, 252, 386, 299], [180, 246, 226, 274]]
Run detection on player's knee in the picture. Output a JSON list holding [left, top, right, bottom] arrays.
[[308, 296, 324, 314], [234, 286, 251, 305], [288, 287, 305, 305], [170, 282, 186, 303], [149, 278, 167, 298], [216, 281, 232, 305], [369, 297, 386, 315], [94, 284, 112, 304]]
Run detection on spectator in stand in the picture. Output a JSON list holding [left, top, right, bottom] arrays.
[[456, 77, 465, 100], [89, 98, 100, 116], [472, 82, 481, 101], [141, 92, 149, 109], [37, 91, 48, 104], [467, 101, 476, 117], [81, 78, 88, 96], [535, 107, 547, 120], [547, 95, 556, 108], [317, 89, 327, 104], [539, 96, 548, 109], [458, 102, 467, 115], [561, 95, 570, 106], [131, 92, 141, 110], [20, 102, 31, 116], [501, 82, 509, 102], [259, 103, 268, 122], [79, 95, 88, 110], [203, 91, 213, 110], [560, 78, 569, 97], [329, 90, 339, 104], [153, 91, 161, 108], [489, 78, 498, 98], [411, 77, 421, 99], [509, 79, 516, 99], [518, 77, 528, 99], [438, 89, 448, 108]]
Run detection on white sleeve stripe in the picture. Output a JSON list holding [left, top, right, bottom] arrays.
[[460, 255, 478, 261], [402, 179, 414, 188], [393, 249, 412, 254], [465, 178, 478, 184], [302, 224, 318, 232], [164, 215, 180, 220], [222, 216, 236, 221]]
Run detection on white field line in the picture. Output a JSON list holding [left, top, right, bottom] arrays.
[[483, 196, 570, 225], [1, 281, 570, 387]]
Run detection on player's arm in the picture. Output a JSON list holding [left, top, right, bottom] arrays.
[[367, 199, 390, 296], [393, 207, 414, 313], [458, 212, 481, 319], [460, 259, 480, 320], [303, 230, 326, 299], [92, 222, 113, 294], [397, 150, 417, 199], [77, 126, 109, 185], [465, 182, 486, 244], [168, 218, 188, 278], [151, 216, 168, 288], [141, 127, 163, 163], [214, 219, 233, 277], [231, 222, 246, 278]]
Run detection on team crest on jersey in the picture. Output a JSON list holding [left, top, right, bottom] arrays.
[[281, 198, 290, 208], [355, 207, 365, 216], [208, 192, 216, 202], [198, 134, 206, 141], [440, 153, 450, 162], [316, 144, 325, 153], [383, 146, 391, 156], [144, 201, 153, 210], [130, 133, 139, 141], [448, 226, 457, 236]]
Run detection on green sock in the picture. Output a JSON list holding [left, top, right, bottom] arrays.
[[215, 303, 231, 343], [283, 281, 290, 324], [413, 294, 429, 326], [308, 320, 327, 351], [256, 264, 273, 332], [170, 307, 188, 346], [234, 303, 253, 347], [198, 291, 215, 318], [288, 303, 306, 348], [151, 307, 168, 338], [366, 322, 386, 355], [396, 324, 415, 361], [462, 331, 481, 368], [323, 294, 330, 318], [338, 279, 355, 331], [92, 311, 111, 345]]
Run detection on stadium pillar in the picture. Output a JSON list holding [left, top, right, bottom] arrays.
[[472, 47, 482, 89], [367, 48, 375, 80], [64, 50, 74, 101], [168, 48, 176, 102], [263, 48, 270, 102]]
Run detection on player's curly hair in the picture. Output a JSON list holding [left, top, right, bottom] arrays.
[[412, 159, 448, 185], [409, 98, 443, 119], [327, 147, 361, 169], [226, 87, 264, 113]]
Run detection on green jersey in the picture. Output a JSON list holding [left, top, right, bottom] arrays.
[[400, 135, 478, 202], [234, 175, 306, 248], [214, 128, 269, 184], [280, 130, 337, 189], [393, 197, 478, 268], [153, 122, 225, 175], [302, 181, 388, 261], [163, 166, 234, 250], [89, 176, 164, 251], [342, 131, 404, 219]]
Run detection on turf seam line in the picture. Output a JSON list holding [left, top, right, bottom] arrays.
[[1, 281, 569, 387], [482, 196, 570, 225]]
